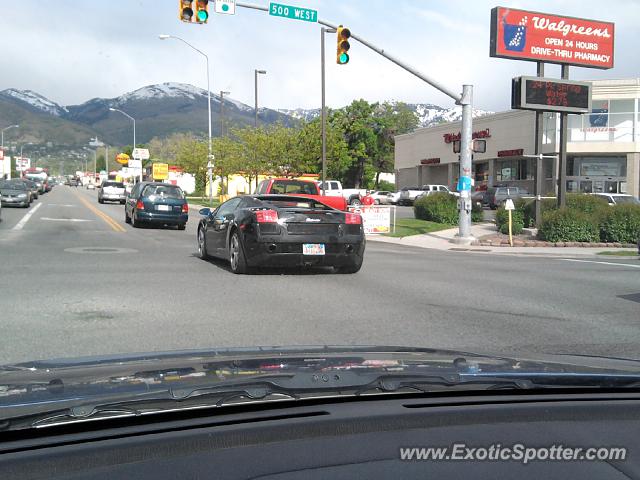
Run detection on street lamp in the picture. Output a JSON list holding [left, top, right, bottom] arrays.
[[159, 34, 213, 168], [109, 107, 139, 182], [320, 28, 336, 195], [1, 124, 19, 151], [254, 69, 267, 127], [220, 90, 230, 137]]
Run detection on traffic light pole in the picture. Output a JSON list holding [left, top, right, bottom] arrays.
[[236, 1, 474, 242], [320, 27, 336, 196]]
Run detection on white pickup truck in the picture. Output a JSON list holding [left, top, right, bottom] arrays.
[[317, 181, 369, 206], [398, 184, 457, 206]]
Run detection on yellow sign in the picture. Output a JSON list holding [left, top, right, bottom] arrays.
[[152, 163, 169, 180], [115, 153, 130, 165]]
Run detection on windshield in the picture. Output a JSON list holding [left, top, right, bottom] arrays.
[[142, 185, 184, 199], [102, 182, 125, 189], [0, 1, 639, 428], [613, 196, 640, 204]]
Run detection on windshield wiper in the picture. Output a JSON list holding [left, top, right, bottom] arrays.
[[4, 369, 640, 431]]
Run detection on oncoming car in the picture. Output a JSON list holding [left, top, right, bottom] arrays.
[[197, 195, 365, 274]]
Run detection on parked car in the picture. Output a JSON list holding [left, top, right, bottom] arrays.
[[98, 181, 127, 204], [482, 186, 531, 209], [592, 193, 640, 205], [0, 179, 32, 208], [256, 178, 348, 211], [400, 185, 454, 205], [471, 189, 487, 208], [369, 191, 395, 205], [125, 182, 188, 229], [197, 194, 365, 274], [21, 179, 39, 200]]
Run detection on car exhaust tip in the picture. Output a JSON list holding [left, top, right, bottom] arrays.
[[267, 244, 277, 253]]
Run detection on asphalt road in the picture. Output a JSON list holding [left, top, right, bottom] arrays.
[[1, 185, 639, 364]]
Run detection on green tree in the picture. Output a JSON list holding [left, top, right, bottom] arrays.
[[295, 116, 351, 180], [332, 99, 380, 188], [176, 139, 209, 193]]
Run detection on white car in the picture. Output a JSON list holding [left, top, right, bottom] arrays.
[[369, 191, 395, 205], [592, 193, 640, 205], [86, 183, 96, 190]]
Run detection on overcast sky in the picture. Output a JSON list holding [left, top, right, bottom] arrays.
[[0, 0, 637, 111]]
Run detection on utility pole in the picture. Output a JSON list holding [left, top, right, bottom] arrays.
[[320, 27, 336, 195], [533, 62, 545, 226], [220, 90, 230, 137], [254, 69, 267, 127], [557, 65, 569, 208]]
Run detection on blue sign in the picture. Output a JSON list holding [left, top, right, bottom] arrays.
[[457, 176, 472, 192]]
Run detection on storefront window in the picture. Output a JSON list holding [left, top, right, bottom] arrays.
[[543, 158, 554, 179], [609, 99, 635, 142], [566, 180, 578, 193], [496, 159, 533, 181], [567, 156, 626, 177], [473, 162, 489, 185]]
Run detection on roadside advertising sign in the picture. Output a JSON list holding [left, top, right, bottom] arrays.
[[132, 148, 150, 160], [490, 7, 614, 69], [116, 153, 130, 165], [152, 163, 169, 180], [128, 159, 142, 169], [348, 205, 391, 235], [15, 157, 31, 171]]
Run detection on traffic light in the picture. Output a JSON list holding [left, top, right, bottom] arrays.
[[195, 0, 209, 23], [336, 25, 351, 65], [179, 0, 194, 22], [179, 0, 208, 24]]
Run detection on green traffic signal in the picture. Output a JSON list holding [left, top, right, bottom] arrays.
[[196, 9, 208, 21], [339, 53, 349, 64]]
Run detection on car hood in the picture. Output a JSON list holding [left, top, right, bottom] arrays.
[[0, 188, 27, 195], [2, 345, 639, 408]]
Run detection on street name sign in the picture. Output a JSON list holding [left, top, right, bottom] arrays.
[[269, 2, 317, 23], [215, 0, 235, 15]]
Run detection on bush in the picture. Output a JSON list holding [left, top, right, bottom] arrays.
[[566, 193, 609, 214], [539, 208, 600, 243], [414, 192, 458, 224], [599, 204, 640, 243], [471, 200, 483, 223], [376, 180, 396, 192], [495, 205, 525, 235], [522, 198, 556, 227]]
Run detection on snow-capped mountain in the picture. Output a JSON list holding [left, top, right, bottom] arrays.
[[277, 103, 492, 128], [0, 88, 69, 116]]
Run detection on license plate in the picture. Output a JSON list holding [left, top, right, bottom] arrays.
[[303, 243, 325, 255], [156, 205, 170, 211]]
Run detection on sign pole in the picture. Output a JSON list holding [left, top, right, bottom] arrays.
[[534, 62, 545, 227], [558, 65, 570, 208]]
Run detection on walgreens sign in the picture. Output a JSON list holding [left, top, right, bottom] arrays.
[[490, 7, 614, 69]]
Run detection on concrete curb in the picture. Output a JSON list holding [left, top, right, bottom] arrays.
[[367, 234, 638, 257]]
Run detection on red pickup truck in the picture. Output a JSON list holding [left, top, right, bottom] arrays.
[[255, 178, 348, 211]]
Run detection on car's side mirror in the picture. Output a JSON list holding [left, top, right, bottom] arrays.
[[199, 207, 211, 216]]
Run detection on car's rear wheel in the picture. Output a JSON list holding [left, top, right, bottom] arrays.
[[336, 258, 363, 274], [125, 208, 131, 224], [350, 198, 362, 206], [177, 224, 186, 230], [374, 199, 380, 205], [98, 197, 103, 204], [197, 228, 209, 259], [131, 211, 141, 228], [229, 231, 248, 274]]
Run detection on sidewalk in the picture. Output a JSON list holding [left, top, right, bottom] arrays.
[[368, 223, 639, 257]]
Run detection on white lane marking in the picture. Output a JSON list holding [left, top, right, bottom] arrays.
[[40, 217, 93, 222], [47, 204, 77, 207], [560, 258, 640, 269], [12, 202, 42, 231]]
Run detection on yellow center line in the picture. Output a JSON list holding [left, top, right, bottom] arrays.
[[73, 191, 126, 233]]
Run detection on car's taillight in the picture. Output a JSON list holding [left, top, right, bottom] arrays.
[[181, 204, 189, 213], [255, 209, 278, 223], [136, 199, 144, 210], [345, 212, 362, 224]]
